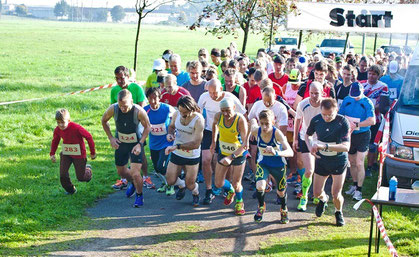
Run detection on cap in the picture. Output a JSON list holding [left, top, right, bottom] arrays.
[[153, 59, 165, 71], [299, 56, 306, 64], [220, 98, 234, 109], [350, 82, 363, 97], [389, 60, 398, 74], [162, 53, 172, 62], [274, 55, 285, 64], [335, 56, 342, 63], [288, 69, 301, 83]]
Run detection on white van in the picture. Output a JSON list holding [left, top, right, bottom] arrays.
[[385, 44, 419, 187]]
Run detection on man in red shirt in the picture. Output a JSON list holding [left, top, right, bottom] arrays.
[[269, 55, 289, 96], [50, 109, 96, 194], [243, 68, 260, 110], [161, 74, 191, 107]]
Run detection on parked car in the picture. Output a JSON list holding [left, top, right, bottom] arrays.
[[268, 37, 306, 54], [316, 39, 354, 57], [380, 45, 404, 55]]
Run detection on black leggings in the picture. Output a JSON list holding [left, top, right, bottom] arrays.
[[150, 149, 169, 175]]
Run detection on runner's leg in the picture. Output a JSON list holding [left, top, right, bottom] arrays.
[[59, 153, 75, 193]]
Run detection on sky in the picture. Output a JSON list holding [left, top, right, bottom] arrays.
[[6, 0, 139, 8]]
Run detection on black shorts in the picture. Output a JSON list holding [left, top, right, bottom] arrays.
[[349, 130, 370, 154], [250, 138, 257, 145], [298, 135, 310, 153], [314, 159, 348, 176], [255, 163, 287, 191], [201, 129, 219, 151], [115, 143, 142, 166], [217, 154, 246, 166], [170, 153, 200, 166]]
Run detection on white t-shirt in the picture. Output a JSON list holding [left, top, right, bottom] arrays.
[[296, 98, 321, 140], [248, 100, 288, 128], [198, 91, 246, 131]]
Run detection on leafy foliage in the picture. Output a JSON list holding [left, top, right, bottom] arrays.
[[110, 5, 125, 22], [54, 0, 70, 17]]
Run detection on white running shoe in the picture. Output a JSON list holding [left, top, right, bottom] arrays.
[[352, 190, 363, 201], [345, 185, 356, 196]]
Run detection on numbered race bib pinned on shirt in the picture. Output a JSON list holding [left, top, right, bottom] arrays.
[[389, 88, 398, 100], [150, 123, 167, 136], [287, 117, 294, 132], [118, 132, 138, 143], [175, 148, 194, 157], [220, 141, 240, 155], [62, 144, 81, 155], [317, 140, 338, 156]]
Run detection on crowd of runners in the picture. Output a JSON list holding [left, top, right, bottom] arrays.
[[50, 42, 409, 227]]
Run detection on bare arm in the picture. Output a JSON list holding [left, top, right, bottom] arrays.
[[101, 105, 115, 140], [239, 86, 246, 107], [233, 114, 248, 155], [137, 107, 151, 145], [210, 112, 221, 153], [167, 111, 177, 141], [274, 128, 294, 158], [293, 95, 303, 110]]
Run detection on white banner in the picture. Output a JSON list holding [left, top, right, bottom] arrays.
[[287, 2, 419, 34]]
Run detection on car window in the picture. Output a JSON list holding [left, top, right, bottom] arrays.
[[400, 65, 419, 106], [320, 40, 346, 48]]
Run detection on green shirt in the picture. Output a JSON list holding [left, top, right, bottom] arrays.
[[145, 72, 159, 90], [110, 82, 145, 104]]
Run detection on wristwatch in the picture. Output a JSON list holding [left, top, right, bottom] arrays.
[[177, 144, 181, 149], [355, 122, 359, 128], [325, 144, 329, 151], [231, 153, 237, 159]]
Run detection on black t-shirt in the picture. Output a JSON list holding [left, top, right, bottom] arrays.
[[334, 83, 351, 101], [357, 68, 368, 81], [306, 114, 349, 164]]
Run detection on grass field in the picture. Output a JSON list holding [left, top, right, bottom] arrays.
[[0, 16, 418, 256]]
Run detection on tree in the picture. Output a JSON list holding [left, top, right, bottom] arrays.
[[93, 9, 108, 22], [190, 0, 291, 53], [111, 5, 125, 22], [132, 0, 176, 71], [15, 4, 27, 16], [54, 0, 70, 18]]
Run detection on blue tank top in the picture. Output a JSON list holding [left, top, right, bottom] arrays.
[[144, 103, 173, 150], [257, 127, 285, 168]]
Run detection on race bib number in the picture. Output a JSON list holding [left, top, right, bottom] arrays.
[[175, 148, 194, 157], [317, 140, 338, 156], [389, 88, 398, 99], [62, 144, 81, 155], [118, 132, 138, 143], [151, 123, 167, 136], [220, 141, 240, 154], [287, 117, 294, 132], [345, 116, 360, 131], [258, 146, 276, 156]]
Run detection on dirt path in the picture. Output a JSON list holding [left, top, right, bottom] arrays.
[[49, 178, 317, 257]]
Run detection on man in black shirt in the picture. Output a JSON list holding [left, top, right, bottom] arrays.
[[305, 98, 350, 226]]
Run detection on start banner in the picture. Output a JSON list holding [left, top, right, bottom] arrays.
[[287, 2, 419, 34]]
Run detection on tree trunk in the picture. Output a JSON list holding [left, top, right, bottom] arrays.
[[133, 14, 142, 72], [241, 25, 250, 53], [269, 12, 274, 50]]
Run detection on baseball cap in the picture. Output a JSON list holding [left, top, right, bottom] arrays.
[[153, 59, 165, 71], [350, 82, 363, 97], [288, 69, 301, 83], [389, 60, 398, 74], [335, 56, 343, 63]]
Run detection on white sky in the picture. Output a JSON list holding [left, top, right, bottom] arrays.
[[6, 0, 141, 8]]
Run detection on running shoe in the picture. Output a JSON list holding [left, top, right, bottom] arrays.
[[235, 201, 245, 216], [222, 189, 228, 198], [157, 184, 167, 193], [286, 174, 298, 184], [254, 203, 266, 223], [65, 186, 77, 195], [265, 182, 272, 193], [203, 189, 215, 205], [345, 185, 357, 196], [212, 185, 222, 196], [297, 197, 307, 212], [293, 183, 302, 195], [365, 167, 372, 177], [312, 197, 320, 205], [224, 191, 236, 206], [243, 171, 254, 181], [279, 209, 289, 224], [126, 183, 136, 198], [112, 179, 128, 190], [192, 194, 200, 207], [352, 190, 363, 201], [143, 176, 155, 189], [296, 191, 303, 199], [335, 211, 345, 226], [315, 196, 328, 217], [175, 187, 186, 200], [166, 185, 175, 196], [133, 194, 144, 207], [196, 170, 204, 183]]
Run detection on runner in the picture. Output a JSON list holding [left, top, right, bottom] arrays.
[[293, 81, 323, 211], [198, 79, 246, 204], [250, 110, 293, 223], [268, 55, 289, 94], [110, 66, 152, 190], [223, 68, 247, 106], [339, 82, 375, 201], [144, 87, 176, 196], [161, 74, 191, 107], [335, 65, 357, 108], [101, 89, 151, 207], [211, 98, 248, 215], [165, 96, 205, 207], [50, 109, 96, 195], [181, 60, 207, 103], [145, 59, 166, 90], [169, 54, 190, 86], [305, 98, 350, 227]]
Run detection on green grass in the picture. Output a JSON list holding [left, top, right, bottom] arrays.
[[0, 16, 418, 256]]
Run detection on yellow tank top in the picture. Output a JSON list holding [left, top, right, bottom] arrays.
[[218, 114, 242, 156]]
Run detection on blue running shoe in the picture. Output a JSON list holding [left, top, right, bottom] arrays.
[[126, 183, 136, 198], [287, 174, 298, 184], [212, 185, 222, 196], [196, 170, 204, 183], [133, 194, 143, 207]]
